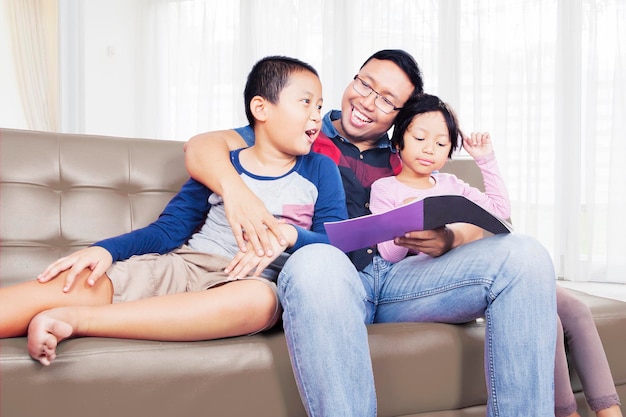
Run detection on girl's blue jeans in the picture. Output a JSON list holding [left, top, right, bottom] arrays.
[[278, 233, 557, 417]]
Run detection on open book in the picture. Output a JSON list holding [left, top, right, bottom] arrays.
[[324, 195, 513, 253]]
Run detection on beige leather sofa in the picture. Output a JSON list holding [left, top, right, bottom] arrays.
[[1, 128, 625, 417]]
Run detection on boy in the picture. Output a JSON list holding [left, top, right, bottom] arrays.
[[0, 56, 346, 366]]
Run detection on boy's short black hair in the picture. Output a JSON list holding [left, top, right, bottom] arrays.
[[244, 56, 319, 126], [391, 94, 462, 159], [361, 49, 424, 103]]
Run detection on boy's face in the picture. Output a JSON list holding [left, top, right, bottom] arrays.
[[398, 111, 452, 178], [265, 70, 323, 156], [338, 59, 414, 146]]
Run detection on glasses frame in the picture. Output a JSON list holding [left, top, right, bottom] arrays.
[[352, 75, 402, 114]]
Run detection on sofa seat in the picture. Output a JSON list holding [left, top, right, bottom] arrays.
[[1, 128, 624, 417]]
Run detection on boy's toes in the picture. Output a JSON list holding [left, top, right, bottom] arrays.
[[27, 313, 74, 366]]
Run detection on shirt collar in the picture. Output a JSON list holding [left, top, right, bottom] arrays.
[[322, 110, 395, 151]]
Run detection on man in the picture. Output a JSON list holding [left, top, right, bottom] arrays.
[[185, 49, 557, 417]]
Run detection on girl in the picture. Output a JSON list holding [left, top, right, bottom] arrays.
[[370, 94, 622, 417]]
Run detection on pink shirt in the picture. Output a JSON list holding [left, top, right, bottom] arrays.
[[369, 153, 511, 262]]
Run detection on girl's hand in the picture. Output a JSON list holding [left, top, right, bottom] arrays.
[[37, 246, 113, 292], [463, 132, 494, 160], [394, 226, 454, 258]]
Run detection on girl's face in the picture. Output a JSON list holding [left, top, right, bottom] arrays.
[[398, 111, 452, 178]]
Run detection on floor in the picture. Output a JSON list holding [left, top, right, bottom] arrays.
[[557, 280, 626, 302]]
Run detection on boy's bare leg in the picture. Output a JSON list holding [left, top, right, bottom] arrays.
[[0, 270, 113, 338], [28, 279, 277, 365]]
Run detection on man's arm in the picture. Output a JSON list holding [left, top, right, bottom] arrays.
[[184, 130, 286, 256], [184, 130, 246, 193]]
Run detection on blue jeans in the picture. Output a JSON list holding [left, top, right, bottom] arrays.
[[278, 234, 557, 417]]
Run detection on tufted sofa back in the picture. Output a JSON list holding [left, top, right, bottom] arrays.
[[0, 129, 189, 287]]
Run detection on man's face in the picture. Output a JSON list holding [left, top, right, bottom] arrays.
[[338, 58, 414, 146]]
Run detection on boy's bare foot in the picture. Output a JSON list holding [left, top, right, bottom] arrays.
[[27, 310, 75, 366]]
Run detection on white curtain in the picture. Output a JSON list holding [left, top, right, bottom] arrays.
[[53, 0, 626, 282], [6, 0, 58, 132], [134, 0, 443, 141]]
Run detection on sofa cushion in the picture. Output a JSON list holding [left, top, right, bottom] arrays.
[[0, 129, 189, 287]]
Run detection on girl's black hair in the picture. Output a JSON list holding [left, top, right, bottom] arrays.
[[391, 94, 462, 159]]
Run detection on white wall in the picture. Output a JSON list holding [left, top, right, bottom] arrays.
[[0, 1, 144, 137], [80, 0, 141, 138]]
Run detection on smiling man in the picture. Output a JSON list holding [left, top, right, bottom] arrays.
[[185, 49, 558, 417]]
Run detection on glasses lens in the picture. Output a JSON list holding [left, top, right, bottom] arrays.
[[353, 77, 370, 97], [375, 98, 394, 114], [353, 76, 396, 114]]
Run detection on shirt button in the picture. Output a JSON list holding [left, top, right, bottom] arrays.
[[364, 202, 369, 209], [367, 248, 373, 254], [359, 154, 364, 160]]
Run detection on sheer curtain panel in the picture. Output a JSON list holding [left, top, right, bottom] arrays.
[[49, 0, 626, 282]]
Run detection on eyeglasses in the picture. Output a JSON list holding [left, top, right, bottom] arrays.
[[352, 75, 402, 114]]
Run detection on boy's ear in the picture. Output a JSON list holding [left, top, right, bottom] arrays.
[[250, 96, 268, 122]]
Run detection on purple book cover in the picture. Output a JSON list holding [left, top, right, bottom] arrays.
[[324, 195, 513, 253]]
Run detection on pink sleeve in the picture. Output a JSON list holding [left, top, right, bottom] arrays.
[[446, 153, 511, 220], [474, 153, 511, 219], [370, 179, 410, 263]]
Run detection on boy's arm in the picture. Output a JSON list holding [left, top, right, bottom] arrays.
[[184, 130, 287, 256], [225, 155, 347, 279], [289, 156, 347, 251], [38, 178, 211, 291], [94, 178, 211, 260]]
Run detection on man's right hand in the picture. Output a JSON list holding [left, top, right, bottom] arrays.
[[37, 246, 113, 292], [224, 223, 294, 279], [223, 185, 287, 257], [184, 130, 287, 257]]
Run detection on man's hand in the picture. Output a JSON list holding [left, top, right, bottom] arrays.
[[184, 130, 287, 257], [394, 226, 454, 258], [37, 246, 114, 292], [223, 186, 288, 257], [224, 224, 295, 279]]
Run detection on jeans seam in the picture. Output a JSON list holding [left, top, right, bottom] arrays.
[[277, 271, 317, 417], [485, 308, 499, 417], [377, 278, 493, 304]]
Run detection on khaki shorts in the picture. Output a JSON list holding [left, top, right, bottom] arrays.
[[107, 245, 281, 332]]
